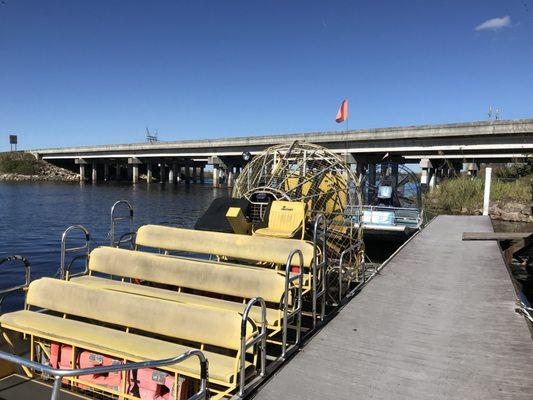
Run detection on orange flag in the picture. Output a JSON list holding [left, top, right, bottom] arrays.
[[335, 99, 348, 123]]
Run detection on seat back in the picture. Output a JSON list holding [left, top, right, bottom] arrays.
[[135, 225, 314, 267], [89, 247, 287, 304], [263, 201, 306, 235], [26, 278, 251, 351]]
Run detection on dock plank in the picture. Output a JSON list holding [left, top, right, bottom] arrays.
[[463, 232, 533, 241], [254, 216, 533, 400]]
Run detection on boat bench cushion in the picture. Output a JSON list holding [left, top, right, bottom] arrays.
[[71, 275, 282, 327], [0, 310, 247, 383], [88, 247, 288, 304], [25, 278, 252, 352], [135, 225, 315, 267]]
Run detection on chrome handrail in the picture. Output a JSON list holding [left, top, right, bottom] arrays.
[[0, 349, 208, 400], [282, 249, 304, 358], [0, 255, 31, 314], [60, 225, 90, 280], [312, 213, 327, 327], [110, 200, 134, 247], [338, 240, 365, 304], [239, 297, 267, 397]]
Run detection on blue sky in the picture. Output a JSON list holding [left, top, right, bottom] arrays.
[[1, 0, 532, 151]]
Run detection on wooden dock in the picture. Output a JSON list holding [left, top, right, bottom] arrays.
[[254, 216, 533, 400]]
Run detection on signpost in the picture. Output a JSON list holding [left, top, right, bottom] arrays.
[[9, 135, 17, 151]]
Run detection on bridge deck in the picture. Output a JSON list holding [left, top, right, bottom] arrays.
[[254, 215, 533, 400]]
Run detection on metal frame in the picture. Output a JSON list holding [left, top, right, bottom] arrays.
[[0, 255, 31, 314], [281, 249, 304, 358], [338, 239, 365, 303], [239, 297, 267, 398], [110, 200, 135, 247], [60, 225, 90, 280], [311, 213, 327, 327], [0, 349, 208, 400]]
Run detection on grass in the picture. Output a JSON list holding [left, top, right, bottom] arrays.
[[0, 152, 40, 175], [424, 175, 532, 214]]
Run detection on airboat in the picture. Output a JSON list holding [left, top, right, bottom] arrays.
[[0, 142, 372, 400], [350, 162, 423, 242]]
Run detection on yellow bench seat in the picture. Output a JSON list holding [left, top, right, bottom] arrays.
[[0, 310, 248, 384], [71, 275, 281, 327]]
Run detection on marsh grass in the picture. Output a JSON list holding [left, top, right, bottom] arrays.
[[0, 152, 40, 175], [424, 175, 532, 214]]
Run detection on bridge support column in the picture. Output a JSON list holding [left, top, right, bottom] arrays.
[[146, 163, 153, 183], [160, 163, 166, 183], [192, 165, 197, 183], [200, 166, 205, 183], [168, 165, 175, 184], [467, 162, 478, 178], [213, 166, 220, 187], [184, 165, 190, 184], [227, 167, 235, 188], [420, 159, 432, 186], [132, 165, 139, 183], [91, 163, 97, 183], [79, 165, 86, 182], [172, 162, 179, 183], [103, 163, 109, 181]]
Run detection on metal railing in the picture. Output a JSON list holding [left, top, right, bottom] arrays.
[[110, 200, 135, 247], [0, 349, 209, 400], [312, 213, 327, 327], [337, 240, 365, 304], [0, 255, 31, 314], [281, 249, 304, 358], [60, 225, 90, 280], [239, 297, 267, 397]]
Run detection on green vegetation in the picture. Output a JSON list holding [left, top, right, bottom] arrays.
[[0, 152, 40, 175], [424, 175, 532, 214]]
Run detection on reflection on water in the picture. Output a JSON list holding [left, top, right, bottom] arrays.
[[0, 182, 231, 310]]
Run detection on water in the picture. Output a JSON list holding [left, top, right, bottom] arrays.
[[0, 181, 231, 310]]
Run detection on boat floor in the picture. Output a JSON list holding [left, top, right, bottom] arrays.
[[0, 374, 88, 400], [253, 215, 533, 400]]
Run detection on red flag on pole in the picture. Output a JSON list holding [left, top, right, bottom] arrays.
[[335, 99, 348, 123]]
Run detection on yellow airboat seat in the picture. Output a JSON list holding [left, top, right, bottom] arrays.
[[253, 201, 307, 240], [69, 247, 292, 328], [0, 278, 259, 390], [134, 224, 315, 267]]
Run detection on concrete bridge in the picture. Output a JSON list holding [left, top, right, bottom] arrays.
[[30, 118, 533, 186]]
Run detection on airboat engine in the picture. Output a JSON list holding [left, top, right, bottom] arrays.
[[196, 141, 365, 304]]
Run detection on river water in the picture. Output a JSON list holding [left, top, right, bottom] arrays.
[[0, 181, 231, 310]]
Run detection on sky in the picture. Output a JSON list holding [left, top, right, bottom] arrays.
[[1, 0, 532, 151]]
